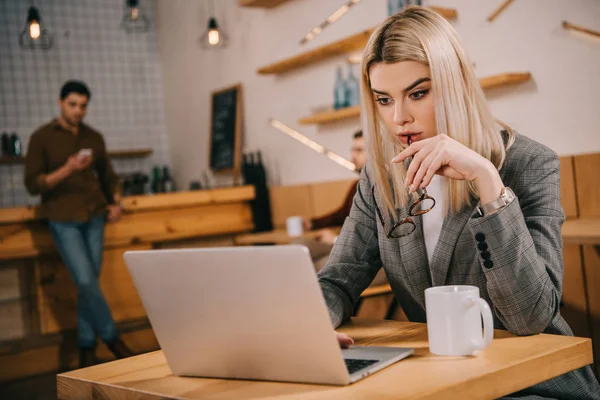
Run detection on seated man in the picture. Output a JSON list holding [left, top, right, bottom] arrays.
[[305, 130, 363, 242], [296, 131, 387, 286]]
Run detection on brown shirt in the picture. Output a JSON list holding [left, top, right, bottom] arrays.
[[24, 119, 120, 222], [311, 180, 358, 230]]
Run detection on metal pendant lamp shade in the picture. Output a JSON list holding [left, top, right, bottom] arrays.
[[200, 1, 227, 49], [19, 5, 53, 50], [122, 0, 150, 33]]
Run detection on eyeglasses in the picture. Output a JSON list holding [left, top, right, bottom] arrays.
[[372, 185, 436, 238], [372, 145, 436, 238]]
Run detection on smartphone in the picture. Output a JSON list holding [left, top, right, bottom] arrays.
[[78, 148, 92, 158]]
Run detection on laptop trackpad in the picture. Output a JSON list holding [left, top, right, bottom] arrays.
[[342, 346, 414, 376]]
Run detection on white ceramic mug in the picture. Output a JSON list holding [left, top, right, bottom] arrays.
[[286, 216, 304, 237], [425, 285, 493, 356]]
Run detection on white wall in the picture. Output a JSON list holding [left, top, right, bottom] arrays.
[[0, 0, 170, 207], [156, 0, 600, 189]]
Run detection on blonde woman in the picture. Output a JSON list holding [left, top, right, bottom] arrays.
[[317, 6, 600, 399]]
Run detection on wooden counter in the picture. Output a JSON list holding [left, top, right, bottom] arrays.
[[0, 187, 256, 382], [0, 186, 255, 261], [57, 318, 594, 400]]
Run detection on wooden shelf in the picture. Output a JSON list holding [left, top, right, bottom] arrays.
[[0, 156, 25, 165], [258, 28, 374, 75], [257, 7, 457, 75], [0, 148, 153, 165], [239, 0, 289, 8], [299, 72, 532, 125], [299, 105, 361, 125], [479, 72, 531, 90], [562, 21, 600, 39], [108, 148, 153, 158]]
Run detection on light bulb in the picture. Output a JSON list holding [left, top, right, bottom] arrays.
[[208, 29, 220, 45], [29, 21, 40, 40], [130, 7, 139, 20]]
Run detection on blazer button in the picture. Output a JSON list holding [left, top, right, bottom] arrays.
[[477, 242, 488, 251], [481, 251, 491, 260], [475, 232, 486, 242], [484, 260, 494, 269]]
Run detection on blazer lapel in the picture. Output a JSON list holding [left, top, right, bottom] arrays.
[[374, 187, 432, 304], [429, 206, 473, 286], [397, 215, 432, 305]]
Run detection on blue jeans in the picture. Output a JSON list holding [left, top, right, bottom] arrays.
[[49, 215, 119, 348]]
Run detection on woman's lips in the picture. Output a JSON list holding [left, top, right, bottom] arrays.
[[397, 133, 421, 144]]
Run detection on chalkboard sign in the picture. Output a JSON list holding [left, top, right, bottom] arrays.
[[209, 84, 243, 177]]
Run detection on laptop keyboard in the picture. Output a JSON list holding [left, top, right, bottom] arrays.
[[345, 358, 378, 374]]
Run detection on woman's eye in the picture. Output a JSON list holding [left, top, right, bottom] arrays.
[[376, 97, 392, 105], [409, 89, 429, 100]]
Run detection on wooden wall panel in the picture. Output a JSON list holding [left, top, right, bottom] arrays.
[[269, 184, 312, 228], [583, 245, 600, 376], [574, 153, 600, 218], [559, 156, 578, 219], [0, 259, 34, 341], [0, 263, 21, 301], [0, 300, 28, 341], [561, 244, 590, 338], [58, 325, 160, 371], [0, 322, 158, 382], [36, 245, 151, 335], [309, 179, 357, 221], [0, 344, 60, 383]]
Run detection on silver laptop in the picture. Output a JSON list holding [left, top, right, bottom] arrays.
[[123, 245, 413, 385]]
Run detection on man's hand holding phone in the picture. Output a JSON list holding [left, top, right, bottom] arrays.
[[65, 149, 93, 175]]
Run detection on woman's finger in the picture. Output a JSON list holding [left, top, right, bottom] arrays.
[[336, 332, 354, 349], [411, 148, 439, 192], [421, 150, 447, 188], [405, 140, 437, 187], [391, 136, 428, 163]]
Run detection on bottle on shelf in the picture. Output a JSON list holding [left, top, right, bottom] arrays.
[[10, 133, 22, 157], [151, 166, 162, 194], [344, 63, 360, 107], [242, 153, 250, 185], [256, 151, 267, 184], [162, 166, 175, 192], [1, 132, 10, 157], [248, 149, 273, 233], [333, 65, 347, 109], [388, 0, 408, 16]]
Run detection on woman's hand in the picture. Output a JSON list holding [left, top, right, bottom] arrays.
[[336, 332, 354, 348], [391, 134, 504, 204]]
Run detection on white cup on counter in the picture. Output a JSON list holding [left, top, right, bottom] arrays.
[[425, 285, 494, 356], [286, 216, 304, 237]]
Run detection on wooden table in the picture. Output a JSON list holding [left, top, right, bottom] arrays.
[[234, 228, 340, 246], [57, 319, 593, 400], [562, 217, 600, 245]]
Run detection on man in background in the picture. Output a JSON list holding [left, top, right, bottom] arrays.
[[303, 130, 365, 247], [301, 130, 386, 284], [24, 80, 132, 368]]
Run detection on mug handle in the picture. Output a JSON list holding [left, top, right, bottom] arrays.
[[470, 297, 494, 353]]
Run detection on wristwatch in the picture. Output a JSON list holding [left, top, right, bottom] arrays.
[[476, 187, 515, 217]]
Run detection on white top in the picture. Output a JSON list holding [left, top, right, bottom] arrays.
[[421, 175, 446, 265]]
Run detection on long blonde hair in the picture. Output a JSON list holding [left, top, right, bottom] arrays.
[[361, 6, 514, 216]]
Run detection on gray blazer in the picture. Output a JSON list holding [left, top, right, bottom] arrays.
[[318, 133, 600, 399]]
